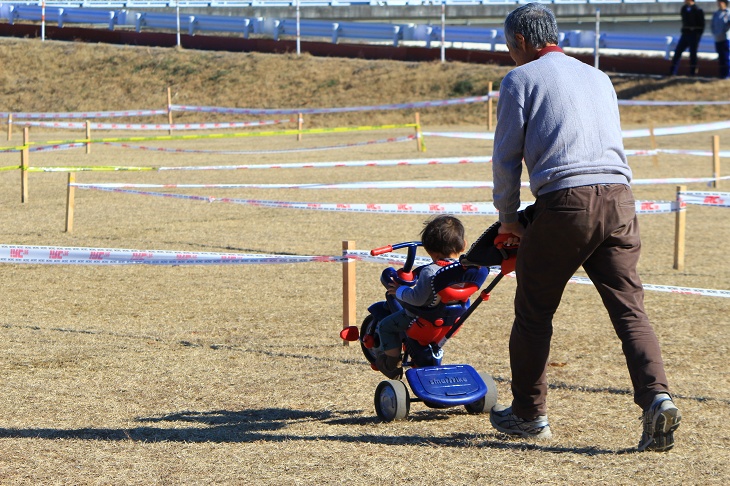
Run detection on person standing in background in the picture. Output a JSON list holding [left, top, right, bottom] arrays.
[[711, 0, 730, 78], [670, 0, 706, 76]]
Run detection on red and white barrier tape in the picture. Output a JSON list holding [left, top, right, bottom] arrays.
[[0, 246, 725, 297], [6, 96, 730, 121], [73, 177, 730, 190], [17, 119, 291, 130], [31, 143, 86, 153], [617, 100, 730, 106], [631, 175, 730, 185], [169, 95, 493, 116], [2, 109, 168, 120], [72, 181, 507, 190], [680, 191, 730, 207], [104, 135, 414, 155], [424, 120, 730, 140], [345, 251, 730, 298], [73, 185, 682, 215], [0, 245, 344, 265], [628, 148, 730, 158], [156, 156, 493, 171]]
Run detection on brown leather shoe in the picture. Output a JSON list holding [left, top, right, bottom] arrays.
[[375, 354, 403, 379]]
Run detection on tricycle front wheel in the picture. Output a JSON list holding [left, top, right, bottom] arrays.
[[374, 379, 410, 421]]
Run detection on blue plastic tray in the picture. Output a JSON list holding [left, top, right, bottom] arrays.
[[405, 364, 487, 407]]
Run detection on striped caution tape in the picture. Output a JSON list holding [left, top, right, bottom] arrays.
[[617, 100, 730, 106], [0, 96, 493, 121], [0, 245, 345, 265], [73, 186, 682, 215], [631, 176, 730, 185], [0, 109, 168, 120], [5, 96, 730, 121], [71, 181, 506, 190], [18, 155, 489, 173], [567, 275, 730, 298], [31, 166, 155, 173], [103, 135, 414, 155], [72, 177, 730, 190], [424, 120, 730, 140], [2, 246, 724, 298], [628, 148, 730, 158], [0, 245, 724, 297], [15, 118, 291, 131], [680, 191, 730, 207], [18, 123, 417, 148], [75, 186, 510, 215], [345, 251, 730, 298], [31, 143, 88, 153], [170, 96, 492, 116], [156, 156, 492, 171]]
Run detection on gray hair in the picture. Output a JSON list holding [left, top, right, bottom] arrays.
[[504, 3, 559, 50]]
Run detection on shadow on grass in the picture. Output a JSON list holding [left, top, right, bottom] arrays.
[[0, 407, 637, 455]]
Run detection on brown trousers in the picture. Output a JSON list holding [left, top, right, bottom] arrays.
[[510, 184, 669, 418]]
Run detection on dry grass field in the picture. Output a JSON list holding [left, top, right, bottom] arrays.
[[0, 37, 728, 484]]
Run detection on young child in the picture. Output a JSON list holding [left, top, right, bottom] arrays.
[[375, 214, 467, 379]]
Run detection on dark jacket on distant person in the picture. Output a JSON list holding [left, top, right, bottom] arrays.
[[681, 3, 706, 34]]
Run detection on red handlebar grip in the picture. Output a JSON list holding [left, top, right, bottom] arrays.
[[370, 245, 393, 256], [494, 233, 519, 249]]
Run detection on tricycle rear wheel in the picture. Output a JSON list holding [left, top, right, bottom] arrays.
[[464, 372, 498, 414]]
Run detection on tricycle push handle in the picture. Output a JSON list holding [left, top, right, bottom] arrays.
[[370, 245, 393, 256], [370, 241, 422, 273]]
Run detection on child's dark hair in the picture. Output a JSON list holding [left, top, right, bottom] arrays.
[[420, 215, 466, 257]]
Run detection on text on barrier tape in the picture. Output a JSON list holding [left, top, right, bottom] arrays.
[[680, 191, 730, 207], [19, 123, 418, 148], [0, 246, 725, 298], [73, 186, 682, 215], [0, 245, 345, 265], [344, 251, 729, 298], [8, 95, 730, 120], [73, 177, 730, 190], [104, 135, 414, 155]]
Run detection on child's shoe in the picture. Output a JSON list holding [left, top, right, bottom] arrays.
[[375, 354, 403, 380]]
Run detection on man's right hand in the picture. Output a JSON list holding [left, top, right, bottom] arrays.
[[498, 221, 524, 246]]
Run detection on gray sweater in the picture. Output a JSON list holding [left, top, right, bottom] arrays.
[[492, 51, 632, 224]]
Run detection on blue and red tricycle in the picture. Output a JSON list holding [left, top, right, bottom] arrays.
[[340, 226, 517, 422]]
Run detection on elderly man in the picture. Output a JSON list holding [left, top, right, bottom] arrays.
[[488, 3, 681, 452]]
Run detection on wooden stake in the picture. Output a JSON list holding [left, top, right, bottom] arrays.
[[167, 86, 173, 135], [297, 113, 303, 142], [65, 172, 75, 233], [342, 240, 356, 346], [673, 185, 686, 271], [85, 120, 91, 154], [649, 123, 659, 167], [414, 112, 425, 152], [7, 113, 12, 141], [21, 126, 29, 203], [712, 135, 721, 188], [487, 81, 493, 132]]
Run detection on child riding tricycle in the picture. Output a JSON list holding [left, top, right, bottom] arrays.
[[340, 215, 517, 421]]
